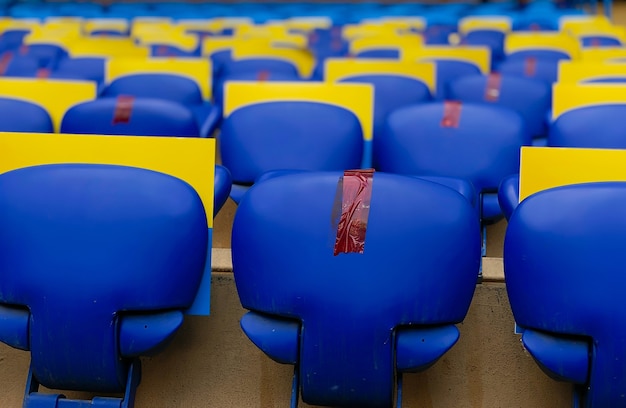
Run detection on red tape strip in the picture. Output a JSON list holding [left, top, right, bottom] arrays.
[[18, 45, 28, 56], [257, 70, 270, 81], [36, 68, 50, 79], [524, 57, 537, 77], [112, 95, 135, 125], [333, 169, 374, 256], [0, 52, 13, 76], [441, 100, 462, 128], [484, 72, 502, 102]]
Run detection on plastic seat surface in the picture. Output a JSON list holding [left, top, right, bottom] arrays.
[[376, 102, 527, 221], [233, 171, 480, 407], [504, 182, 626, 407], [549, 105, 626, 149], [0, 163, 208, 406], [61, 97, 200, 137], [446, 73, 551, 139], [0, 97, 53, 133], [220, 100, 364, 202]]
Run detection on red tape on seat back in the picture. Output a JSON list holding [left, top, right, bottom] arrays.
[[257, 70, 270, 81], [484, 72, 502, 102], [0, 52, 13, 75], [441, 100, 462, 128], [36, 68, 50, 78], [112, 95, 135, 124], [332, 169, 374, 256], [524, 57, 537, 77]]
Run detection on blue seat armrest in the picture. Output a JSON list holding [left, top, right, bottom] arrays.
[[498, 174, 519, 221], [521, 328, 590, 384], [482, 192, 504, 223], [240, 311, 299, 365], [0, 304, 29, 351], [119, 310, 184, 357], [214, 165, 232, 217], [396, 325, 460, 372], [191, 103, 222, 138]]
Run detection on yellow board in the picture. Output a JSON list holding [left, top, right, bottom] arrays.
[[349, 34, 422, 56], [559, 14, 612, 32], [519, 146, 626, 201], [505, 32, 580, 59], [458, 16, 512, 34], [0, 132, 215, 315], [83, 18, 129, 35], [201, 36, 234, 57], [0, 78, 96, 132], [324, 58, 436, 93], [0, 18, 39, 33], [134, 29, 199, 53], [404, 46, 491, 74], [552, 83, 626, 120], [67, 37, 149, 58], [558, 61, 626, 83], [223, 81, 374, 141], [106, 57, 212, 100], [231, 40, 314, 77], [580, 46, 626, 61]]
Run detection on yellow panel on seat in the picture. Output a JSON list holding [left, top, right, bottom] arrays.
[[67, 37, 149, 58], [106, 57, 212, 100], [580, 46, 626, 62], [558, 61, 626, 83], [519, 146, 626, 201], [324, 58, 436, 93], [83, 18, 129, 35], [0, 132, 216, 315], [223, 81, 374, 141], [0, 78, 96, 131], [505, 32, 580, 59], [349, 34, 422, 56], [552, 83, 626, 120], [458, 16, 512, 34], [404, 46, 491, 74]]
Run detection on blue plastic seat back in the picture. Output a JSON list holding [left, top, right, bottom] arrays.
[[101, 73, 204, 106], [462, 30, 506, 65], [339, 74, 432, 138], [213, 164, 232, 216], [498, 173, 519, 221], [17, 43, 68, 67], [1, 54, 41, 77], [233, 171, 480, 407], [446, 73, 551, 138], [496, 57, 560, 85], [505, 49, 570, 62], [581, 36, 622, 47], [0, 97, 53, 132], [52, 57, 106, 83], [504, 182, 626, 408], [376, 102, 527, 196], [150, 44, 199, 57], [61, 97, 200, 137], [0, 163, 208, 392], [549, 105, 626, 149], [354, 49, 400, 59], [220, 101, 364, 184], [0, 30, 30, 49], [218, 58, 300, 79], [432, 60, 481, 100]]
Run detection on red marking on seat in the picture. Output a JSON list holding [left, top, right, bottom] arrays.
[[19, 45, 28, 56], [257, 70, 270, 81], [484, 72, 502, 102], [333, 169, 374, 256], [36, 68, 50, 78], [591, 38, 601, 47], [156, 46, 169, 56], [0, 52, 14, 75], [441, 100, 462, 128], [524, 57, 537, 77], [529, 23, 541, 32], [112, 95, 135, 125]]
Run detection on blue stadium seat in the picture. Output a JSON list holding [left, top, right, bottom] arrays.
[[549, 105, 626, 148], [0, 96, 53, 132], [339, 74, 432, 140], [497, 173, 520, 220], [214, 164, 232, 217], [446, 73, 551, 140], [233, 171, 480, 407], [0, 163, 208, 408], [376, 101, 528, 223], [100, 74, 220, 137], [50, 57, 106, 84], [505, 181, 626, 408], [61, 97, 200, 137], [219, 101, 364, 203], [496, 57, 560, 85], [432, 60, 481, 100]]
